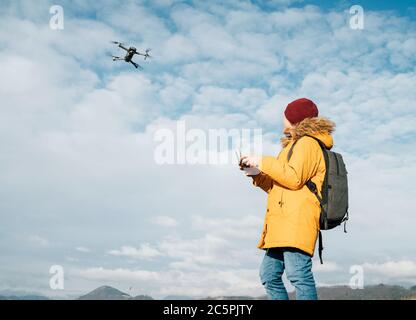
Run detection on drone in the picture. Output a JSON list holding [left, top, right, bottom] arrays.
[[110, 41, 151, 69]]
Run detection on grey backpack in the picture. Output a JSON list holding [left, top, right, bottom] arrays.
[[287, 134, 349, 264]]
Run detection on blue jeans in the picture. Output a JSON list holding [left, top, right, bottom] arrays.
[[259, 247, 318, 300]]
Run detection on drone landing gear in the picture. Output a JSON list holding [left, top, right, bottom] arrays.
[[130, 61, 142, 69]]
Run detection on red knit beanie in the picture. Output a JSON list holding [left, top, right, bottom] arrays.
[[284, 98, 319, 125]]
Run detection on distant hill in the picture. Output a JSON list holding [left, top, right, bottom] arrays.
[[2, 283, 414, 300], [0, 289, 50, 300], [78, 286, 131, 300], [78, 286, 153, 300], [2, 284, 415, 300], [204, 284, 416, 300], [312, 284, 415, 300], [202, 295, 259, 300], [163, 295, 194, 300], [132, 294, 154, 300], [0, 294, 50, 300]]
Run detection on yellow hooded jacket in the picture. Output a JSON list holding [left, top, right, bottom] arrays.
[[254, 116, 335, 256]]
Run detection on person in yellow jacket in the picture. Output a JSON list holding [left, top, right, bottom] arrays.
[[241, 98, 335, 300]]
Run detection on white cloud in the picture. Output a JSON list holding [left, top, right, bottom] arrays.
[[108, 244, 162, 260], [76, 246, 91, 253], [73, 266, 263, 298], [27, 235, 50, 247], [363, 260, 416, 279], [149, 215, 179, 227], [69, 73, 161, 132], [158, 234, 237, 268], [269, 0, 304, 5], [109, 214, 264, 271], [1, 0, 415, 297], [193, 86, 268, 114], [191, 214, 263, 241], [76, 267, 160, 282], [66, 257, 79, 262], [312, 260, 340, 273]]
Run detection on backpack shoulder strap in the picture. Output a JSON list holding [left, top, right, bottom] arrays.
[[286, 139, 298, 162], [318, 231, 324, 264], [287, 134, 326, 162]]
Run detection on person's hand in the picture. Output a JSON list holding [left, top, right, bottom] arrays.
[[241, 166, 261, 176], [240, 155, 261, 169]]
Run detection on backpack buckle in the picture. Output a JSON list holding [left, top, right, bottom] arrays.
[[306, 180, 318, 194]]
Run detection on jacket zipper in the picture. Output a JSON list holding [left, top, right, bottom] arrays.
[[278, 189, 284, 207], [277, 146, 288, 208]]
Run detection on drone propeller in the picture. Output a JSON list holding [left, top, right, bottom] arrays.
[[106, 52, 120, 60], [144, 48, 152, 60], [111, 41, 126, 47]]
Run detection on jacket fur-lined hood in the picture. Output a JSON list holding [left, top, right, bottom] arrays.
[[280, 116, 336, 149]]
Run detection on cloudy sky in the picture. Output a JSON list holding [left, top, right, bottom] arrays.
[[0, 0, 415, 299]]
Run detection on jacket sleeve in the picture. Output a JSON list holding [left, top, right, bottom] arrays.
[[260, 137, 321, 190], [251, 172, 273, 193]]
